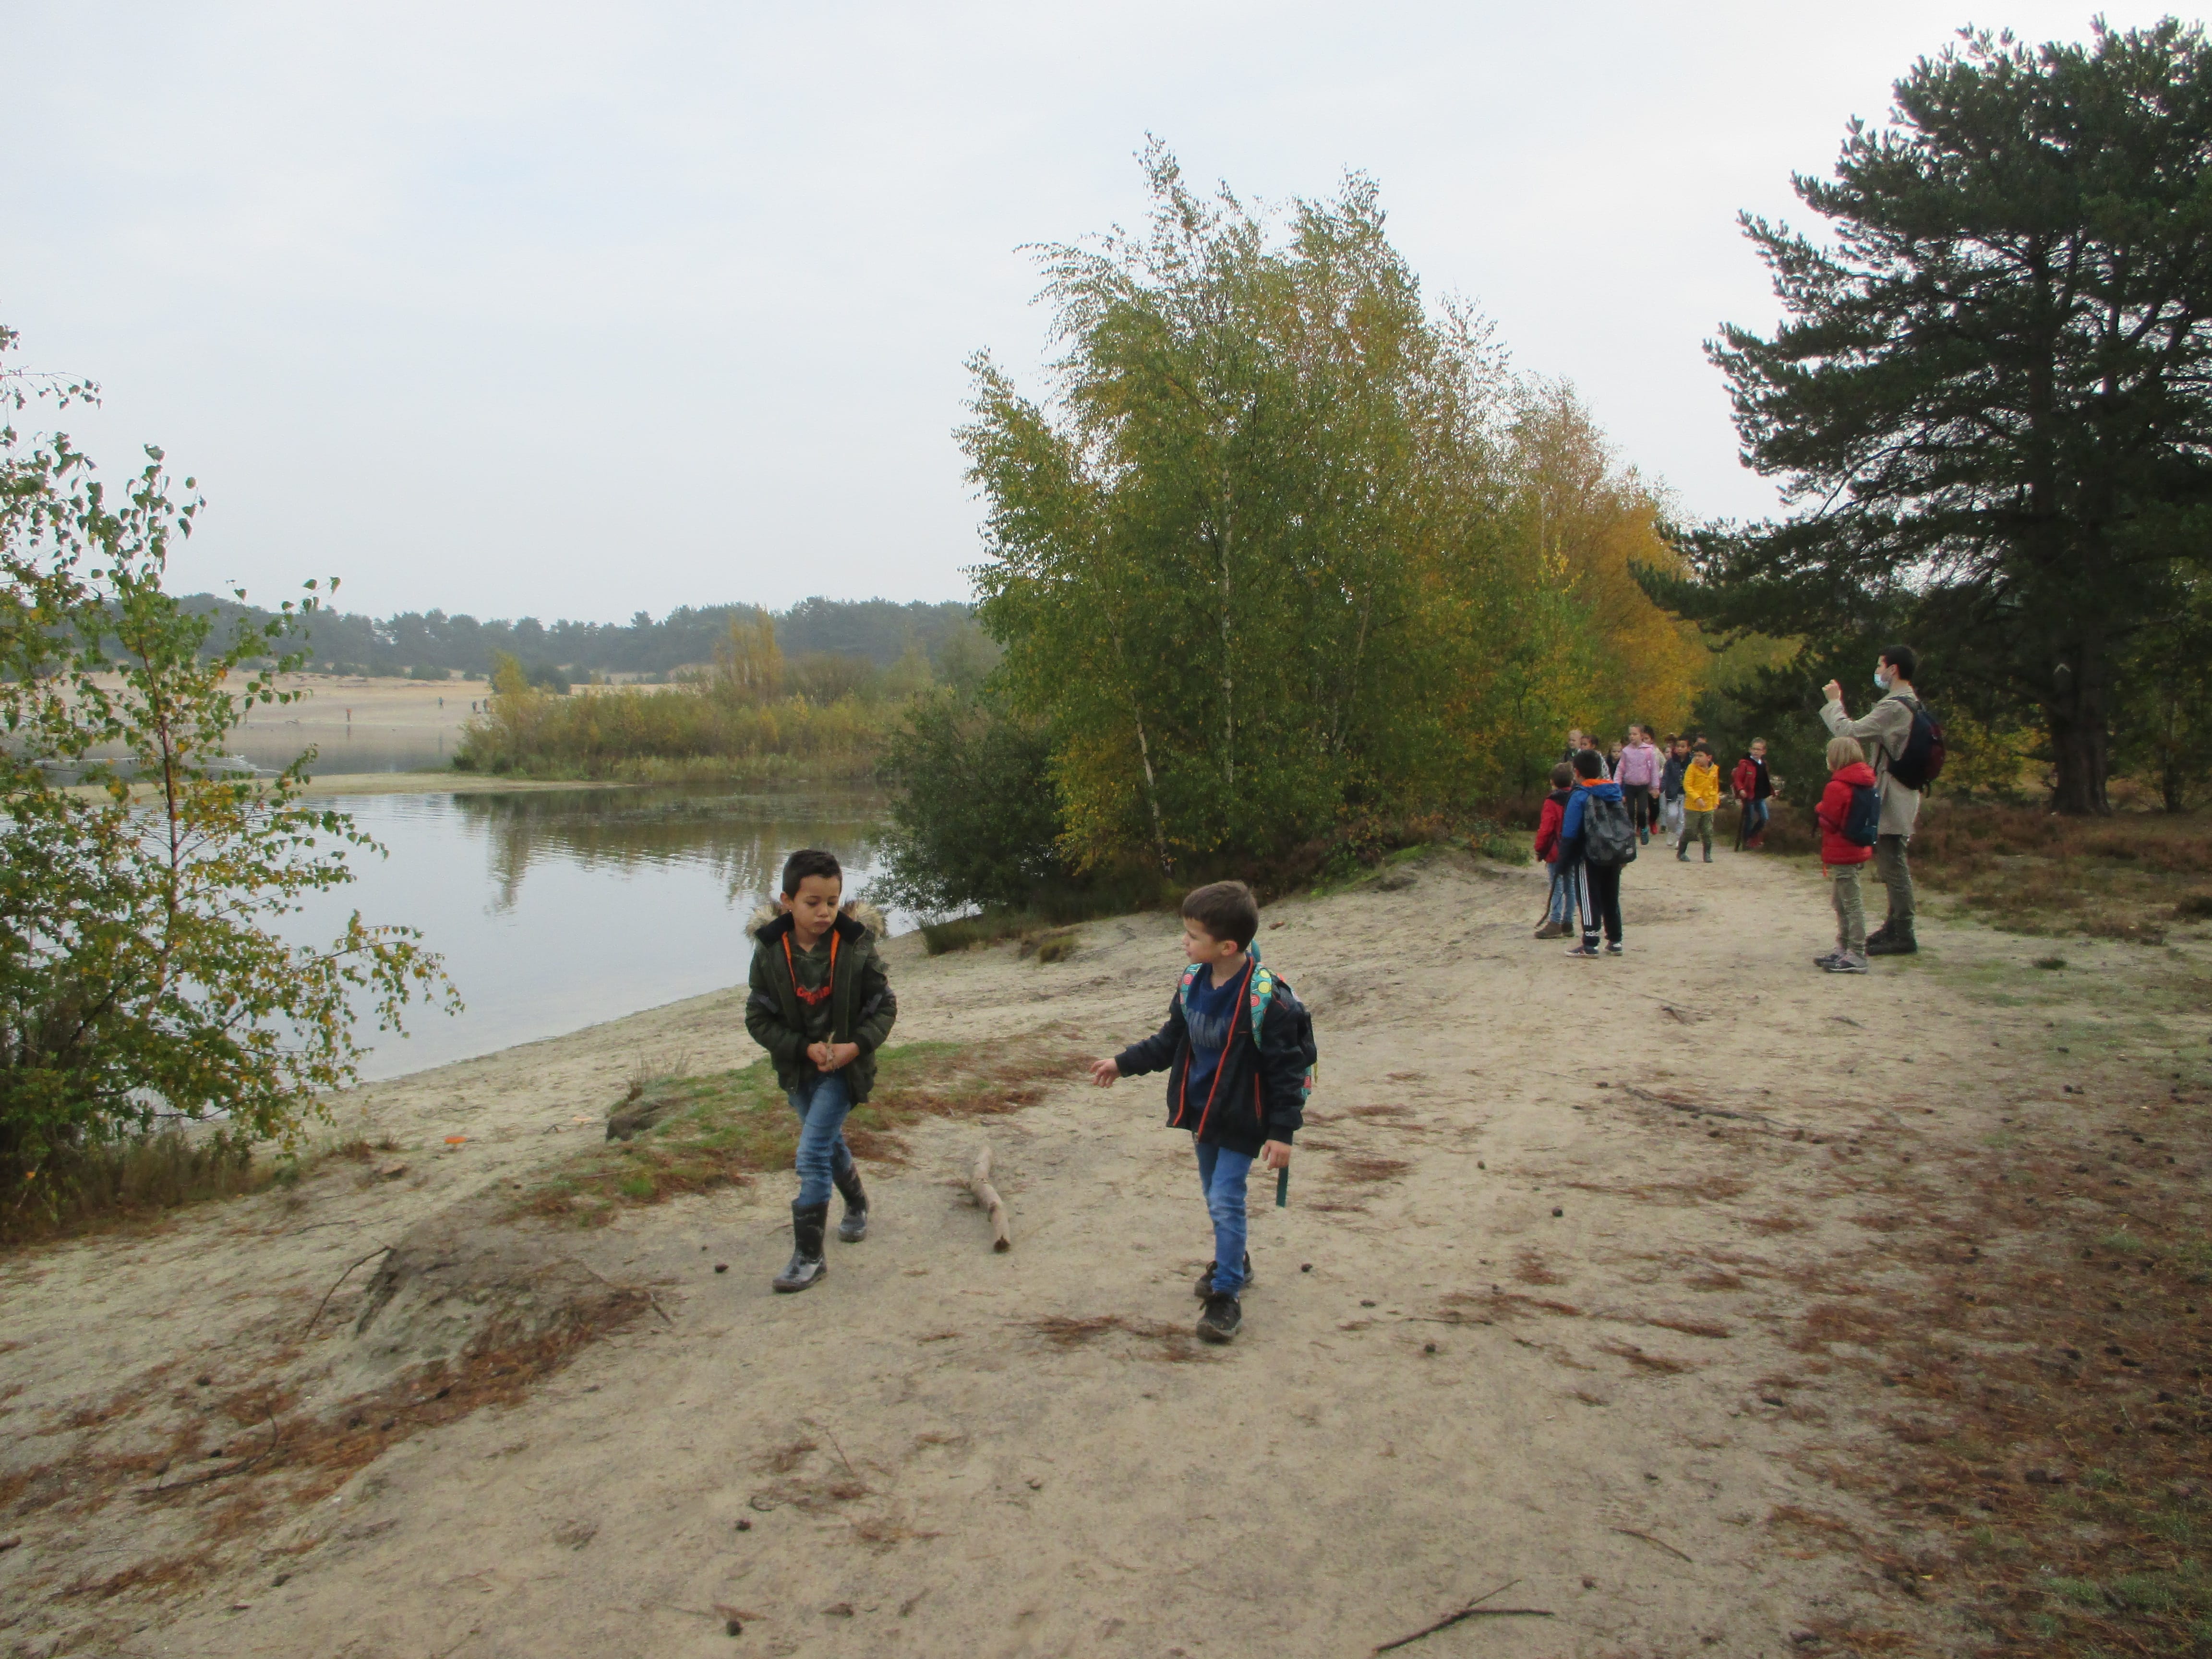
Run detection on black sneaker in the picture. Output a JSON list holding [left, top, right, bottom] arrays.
[[1193, 1254, 1255, 1298], [1196, 1292, 1242, 1343]]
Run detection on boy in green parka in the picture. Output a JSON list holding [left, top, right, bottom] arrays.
[[744, 848, 896, 1293]]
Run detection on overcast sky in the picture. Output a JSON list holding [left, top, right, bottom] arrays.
[[1, 3, 2183, 622]]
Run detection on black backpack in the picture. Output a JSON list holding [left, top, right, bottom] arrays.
[[1582, 792, 1639, 867], [1843, 781, 1882, 847], [1887, 697, 1947, 791]]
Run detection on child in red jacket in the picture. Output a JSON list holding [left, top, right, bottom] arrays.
[[1815, 735, 1878, 974], [1532, 762, 1576, 939]]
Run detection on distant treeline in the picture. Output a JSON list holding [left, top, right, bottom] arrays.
[[176, 594, 980, 682]]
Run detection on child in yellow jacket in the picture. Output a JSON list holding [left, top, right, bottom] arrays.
[[1677, 744, 1722, 863]]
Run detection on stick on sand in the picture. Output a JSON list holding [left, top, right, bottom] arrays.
[[970, 1144, 1012, 1251]]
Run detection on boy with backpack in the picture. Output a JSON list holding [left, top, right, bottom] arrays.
[[1659, 736, 1689, 844], [1560, 748, 1634, 957], [1678, 742, 1721, 862], [744, 848, 897, 1293], [1822, 646, 1942, 955], [1090, 881, 1312, 1345], [1532, 761, 1577, 939], [1814, 735, 1880, 974]]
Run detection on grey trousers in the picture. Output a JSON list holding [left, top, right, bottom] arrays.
[[1874, 833, 1914, 925], [1827, 863, 1867, 953]]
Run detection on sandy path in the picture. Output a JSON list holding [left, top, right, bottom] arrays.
[[5, 841, 2170, 1658]]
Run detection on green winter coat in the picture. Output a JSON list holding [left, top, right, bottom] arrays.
[[744, 902, 897, 1101]]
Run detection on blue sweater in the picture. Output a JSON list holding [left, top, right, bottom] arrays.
[[1558, 778, 1623, 860]]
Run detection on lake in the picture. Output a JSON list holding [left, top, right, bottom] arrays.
[[283, 786, 914, 1080]]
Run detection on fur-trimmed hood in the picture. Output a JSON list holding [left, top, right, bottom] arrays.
[[744, 899, 888, 942]]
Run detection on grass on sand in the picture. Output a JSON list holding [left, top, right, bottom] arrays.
[[1734, 800, 2212, 946], [521, 1039, 1082, 1225], [2, 1130, 401, 1249]]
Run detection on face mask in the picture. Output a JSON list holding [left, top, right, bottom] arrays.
[[1874, 670, 1890, 691]]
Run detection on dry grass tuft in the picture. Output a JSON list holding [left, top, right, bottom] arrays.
[[1330, 1154, 1412, 1185], [1642, 1317, 1731, 1340], [1513, 1251, 1563, 1286], [1440, 1289, 1582, 1321], [1565, 1175, 1749, 1205], [757, 1438, 819, 1476], [1744, 1214, 1809, 1235], [1020, 1313, 1213, 1363], [1597, 1341, 1694, 1375]]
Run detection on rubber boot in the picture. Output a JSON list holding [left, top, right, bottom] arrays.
[[1675, 844, 1688, 862], [833, 1164, 869, 1243], [772, 1202, 830, 1293]]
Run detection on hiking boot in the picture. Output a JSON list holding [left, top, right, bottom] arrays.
[[833, 1165, 869, 1243], [1196, 1292, 1242, 1344], [1825, 952, 1871, 974], [1565, 943, 1601, 959], [771, 1202, 830, 1293], [1194, 1254, 1255, 1298], [1865, 924, 1918, 956], [1864, 921, 1893, 950]]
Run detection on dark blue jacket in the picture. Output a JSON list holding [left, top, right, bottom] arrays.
[[1557, 778, 1623, 862], [1113, 951, 1307, 1156]]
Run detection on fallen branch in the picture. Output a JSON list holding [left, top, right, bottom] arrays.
[[969, 1144, 1012, 1251], [1374, 1580, 1554, 1652], [304, 1244, 396, 1335], [1611, 1526, 1693, 1562]]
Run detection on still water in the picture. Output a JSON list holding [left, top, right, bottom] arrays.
[[285, 787, 912, 1081]]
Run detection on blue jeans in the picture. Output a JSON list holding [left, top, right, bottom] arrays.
[[1194, 1139, 1254, 1295], [1545, 861, 1579, 926], [1743, 798, 1770, 840], [785, 1069, 855, 1209]]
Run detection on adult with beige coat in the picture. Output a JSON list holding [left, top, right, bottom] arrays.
[[1820, 644, 1926, 955]]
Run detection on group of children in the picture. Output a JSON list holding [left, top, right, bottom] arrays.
[[738, 687, 1912, 1344], [744, 851, 1305, 1346], [1535, 728, 1735, 957], [1536, 721, 1894, 975]]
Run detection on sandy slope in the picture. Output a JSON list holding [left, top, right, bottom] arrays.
[[2, 842, 2162, 1658]]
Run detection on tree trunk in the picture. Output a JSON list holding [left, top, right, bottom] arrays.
[[2044, 659, 2112, 815]]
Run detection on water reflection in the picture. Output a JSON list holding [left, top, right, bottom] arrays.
[[451, 788, 895, 913], [283, 785, 907, 1081]]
